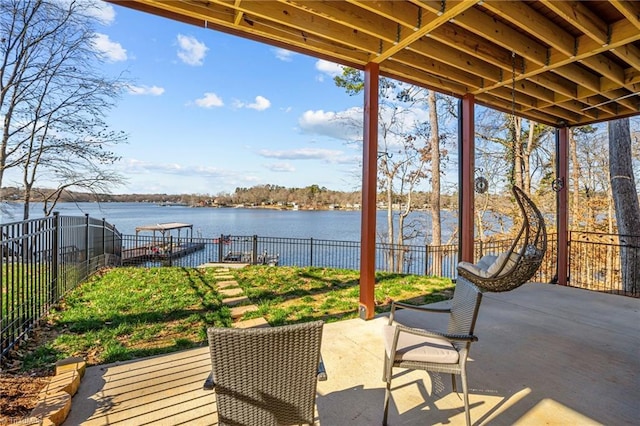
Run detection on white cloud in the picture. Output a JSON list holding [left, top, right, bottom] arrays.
[[127, 85, 165, 96], [92, 33, 127, 62], [258, 148, 356, 164], [234, 96, 272, 111], [298, 108, 363, 141], [315, 59, 344, 77], [177, 34, 208, 66], [265, 162, 295, 172], [247, 96, 271, 111], [195, 92, 224, 108], [122, 159, 229, 178], [273, 48, 295, 61]]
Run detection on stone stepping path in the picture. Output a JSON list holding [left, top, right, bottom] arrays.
[[204, 265, 270, 330], [202, 267, 279, 391]]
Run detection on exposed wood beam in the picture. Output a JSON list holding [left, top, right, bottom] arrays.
[[445, 7, 548, 65], [233, 0, 244, 26], [372, 0, 480, 63], [391, 49, 484, 89], [580, 56, 626, 86], [347, 0, 421, 29], [408, 37, 502, 83], [383, 60, 470, 95], [428, 23, 523, 74], [611, 45, 640, 72], [482, 0, 576, 57], [540, 0, 609, 46], [209, 0, 383, 56], [610, 0, 640, 31]]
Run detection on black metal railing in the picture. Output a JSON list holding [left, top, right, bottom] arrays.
[[3, 214, 639, 364], [1, 213, 120, 362], [569, 231, 639, 296], [121, 232, 639, 297]]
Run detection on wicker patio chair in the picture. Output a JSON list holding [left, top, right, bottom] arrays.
[[382, 277, 482, 426], [457, 185, 547, 292], [207, 321, 325, 426]]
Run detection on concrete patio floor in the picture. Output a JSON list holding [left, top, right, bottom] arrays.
[[64, 283, 639, 425]]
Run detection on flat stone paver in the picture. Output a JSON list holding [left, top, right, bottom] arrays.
[[214, 275, 235, 281], [229, 304, 259, 319], [218, 288, 243, 297], [216, 280, 237, 289], [232, 317, 270, 329], [221, 295, 250, 306]]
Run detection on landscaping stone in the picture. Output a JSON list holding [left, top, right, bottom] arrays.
[[215, 274, 235, 280], [229, 304, 259, 319], [39, 370, 81, 397], [30, 391, 71, 426], [219, 287, 244, 297], [233, 318, 270, 329], [55, 356, 86, 378], [217, 280, 238, 288], [222, 295, 250, 306]]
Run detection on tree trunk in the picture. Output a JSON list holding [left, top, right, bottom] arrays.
[[569, 129, 580, 227], [608, 118, 640, 294], [428, 91, 442, 276]]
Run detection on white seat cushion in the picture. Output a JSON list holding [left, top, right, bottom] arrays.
[[459, 252, 519, 278], [476, 254, 497, 270], [457, 261, 490, 278], [487, 252, 519, 276], [383, 325, 459, 364]]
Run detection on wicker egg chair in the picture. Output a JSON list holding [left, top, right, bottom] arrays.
[[457, 186, 547, 292]]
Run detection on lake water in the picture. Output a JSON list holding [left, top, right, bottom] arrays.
[[0, 202, 458, 244]]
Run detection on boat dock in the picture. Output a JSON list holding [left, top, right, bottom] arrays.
[[122, 222, 205, 264]]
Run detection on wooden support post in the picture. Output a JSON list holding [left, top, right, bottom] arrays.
[[459, 94, 475, 263], [556, 127, 569, 286], [359, 62, 379, 320]]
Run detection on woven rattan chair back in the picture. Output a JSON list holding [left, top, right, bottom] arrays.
[[207, 321, 323, 426], [448, 277, 483, 338]]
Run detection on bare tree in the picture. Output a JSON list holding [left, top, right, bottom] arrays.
[[0, 0, 127, 219], [608, 118, 640, 294], [335, 69, 457, 273]]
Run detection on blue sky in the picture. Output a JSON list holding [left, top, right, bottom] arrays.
[[91, 2, 366, 195]]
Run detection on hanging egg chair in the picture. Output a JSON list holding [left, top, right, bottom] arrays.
[[457, 186, 547, 292]]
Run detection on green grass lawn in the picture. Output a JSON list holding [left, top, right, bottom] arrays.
[[21, 265, 453, 372]]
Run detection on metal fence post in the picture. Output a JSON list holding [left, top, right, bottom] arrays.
[[252, 235, 258, 264], [52, 212, 60, 303], [310, 237, 314, 267], [102, 218, 106, 259], [425, 244, 430, 275], [168, 235, 173, 267], [218, 234, 224, 262], [85, 214, 90, 267]]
